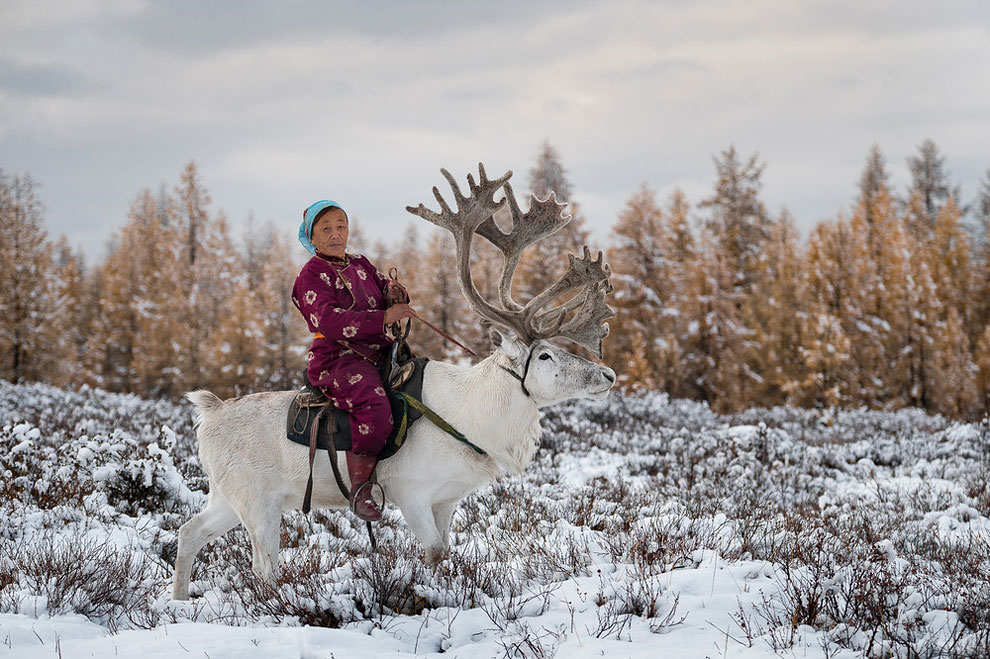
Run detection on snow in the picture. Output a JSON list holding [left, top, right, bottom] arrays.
[[0, 614, 412, 659], [1, 560, 820, 659], [1, 379, 988, 658]]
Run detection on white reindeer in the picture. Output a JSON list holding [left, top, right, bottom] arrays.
[[172, 164, 616, 600]]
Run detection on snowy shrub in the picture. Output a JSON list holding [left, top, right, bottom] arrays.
[[78, 426, 205, 518], [0, 422, 59, 507], [494, 621, 560, 659], [2, 532, 163, 631], [2, 380, 989, 658], [591, 565, 683, 639], [230, 543, 355, 628], [1, 422, 203, 520], [0, 380, 196, 451]]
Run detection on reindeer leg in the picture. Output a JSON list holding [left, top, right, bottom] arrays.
[[242, 498, 283, 582], [172, 492, 240, 600], [432, 500, 457, 554], [394, 496, 447, 565]]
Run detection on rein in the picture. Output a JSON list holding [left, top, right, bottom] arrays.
[[411, 311, 478, 357], [414, 312, 533, 400], [388, 267, 478, 358], [389, 268, 533, 399]]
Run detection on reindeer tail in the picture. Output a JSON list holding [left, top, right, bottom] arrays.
[[185, 390, 224, 426]]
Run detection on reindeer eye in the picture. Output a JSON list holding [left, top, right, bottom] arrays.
[[538, 352, 552, 360]]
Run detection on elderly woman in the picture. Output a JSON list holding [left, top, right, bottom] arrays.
[[292, 200, 416, 522]]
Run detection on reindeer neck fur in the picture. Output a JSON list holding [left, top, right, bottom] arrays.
[[424, 351, 542, 475]]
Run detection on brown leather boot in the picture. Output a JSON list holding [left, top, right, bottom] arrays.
[[345, 452, 382, 522]]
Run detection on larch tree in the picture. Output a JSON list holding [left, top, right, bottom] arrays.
[[173, 161, 211, 388], [877, 215, 917, 408], [692, 146, 773, 410], [415, 230, 479, 360], [850, 144, 896, 401], [178, 162, 210, 268], [362, 231, 391, 272], [745, 210, 805, 406], [197, 212, 240, 391], [90, 227, 142, 392], [845, 194, 891, 405], [837, 146, 894, 401], [927, 306, 977, 417], [903, 251, 942, 412], [127, 189, 186, 397], [252, 227, 309, 391], [205, 276, 265, 397], [974, 325, 990, 415], [891, 219, 934, 410], [854, 184, 913, 406], [859, 143, 890, 227], [0, 171, 60, 384], [906, 139, 955, 236], [387, 224, 423, 300], [928, 198, 973, 321], [699, 145, 773, 294], [609, 185, 694, 393], [385, 224, 431, 350], [413, 230, 452, 359], [84, 188, 185, 395], [973, 169, 990, 334], [659, 190, 696, 397], [797, 218, 863, 408], [49, 237, 90, 388], [666, 189, 695, 265], [918, 199, 977, 416], [609, 184, 665, 390], [173, 161, 237, 391], [679, 230, 749, 411], [878, 192, 976, 416], [242, 212, 268, 292]]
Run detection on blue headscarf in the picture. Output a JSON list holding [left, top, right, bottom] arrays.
[[298, 200, 347, 254]]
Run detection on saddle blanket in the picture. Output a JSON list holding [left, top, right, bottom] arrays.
[[285, 357, 429, 461]]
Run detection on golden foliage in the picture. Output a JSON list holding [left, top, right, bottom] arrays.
[[6, 143, 990, 420]]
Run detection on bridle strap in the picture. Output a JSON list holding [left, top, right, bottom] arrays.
[[499, 347, 534, 399]]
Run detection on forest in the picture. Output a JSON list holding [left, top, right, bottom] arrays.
[[2, 140, 989, 419]]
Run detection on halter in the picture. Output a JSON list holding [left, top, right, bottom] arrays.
[[499, 347, 534, 399]]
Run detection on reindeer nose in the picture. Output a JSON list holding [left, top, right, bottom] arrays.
[[602, 368, 616, 385]]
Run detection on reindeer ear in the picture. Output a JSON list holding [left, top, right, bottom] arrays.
[[490, 328, 528, 362]]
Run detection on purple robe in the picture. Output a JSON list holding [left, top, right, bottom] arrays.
[[291, 252, 395, 455]]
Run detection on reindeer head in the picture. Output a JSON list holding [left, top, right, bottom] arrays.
[[407, 163, 617, 407]]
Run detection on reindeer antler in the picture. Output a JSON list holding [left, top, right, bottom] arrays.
[[475, 182, 571, 311], [406, 163, 614, 357]]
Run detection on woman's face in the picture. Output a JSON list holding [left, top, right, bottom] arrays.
[[312, 208, 348, 258]]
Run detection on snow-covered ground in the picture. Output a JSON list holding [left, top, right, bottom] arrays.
[[1, 380, 988, 658]]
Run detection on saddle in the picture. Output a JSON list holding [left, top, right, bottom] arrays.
[[285, 354, 429, 462]]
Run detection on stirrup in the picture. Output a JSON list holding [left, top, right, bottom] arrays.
[[349, 480, 385, 516]]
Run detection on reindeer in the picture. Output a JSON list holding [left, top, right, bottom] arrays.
[[172, 164, 616, 600]]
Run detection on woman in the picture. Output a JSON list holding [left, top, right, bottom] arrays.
[[292, 200, 416, 522]]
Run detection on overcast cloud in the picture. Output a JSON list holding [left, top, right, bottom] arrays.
[[2, 0, 989, 261]]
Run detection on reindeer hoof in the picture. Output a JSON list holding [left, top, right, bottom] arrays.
[[425, 547, 447, 565]]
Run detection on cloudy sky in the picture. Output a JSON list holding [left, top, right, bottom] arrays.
[[2, 0, 989, 262]]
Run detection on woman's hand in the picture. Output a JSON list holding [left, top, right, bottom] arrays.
[[384, 304, 417, 325]]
